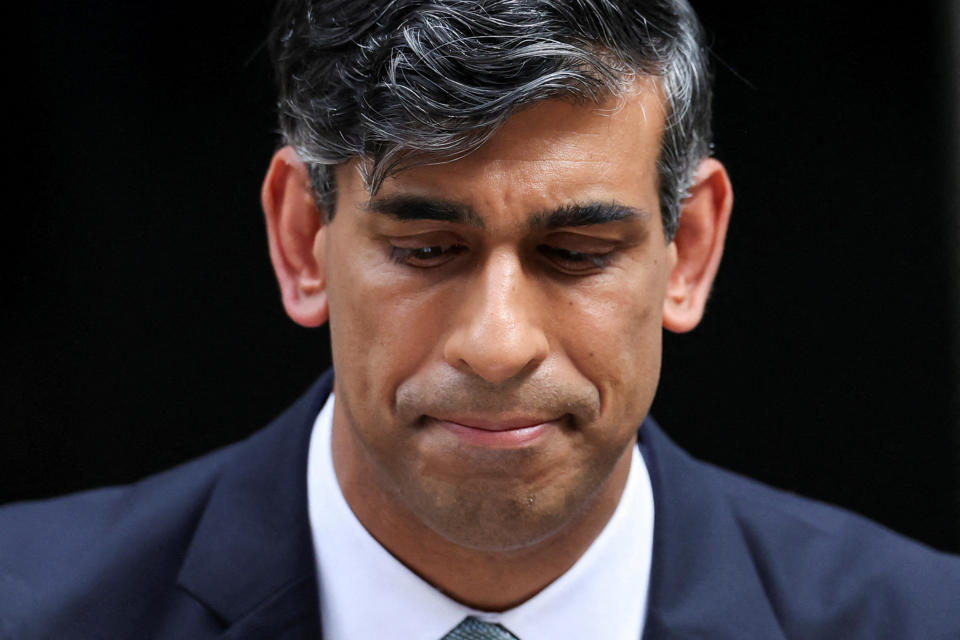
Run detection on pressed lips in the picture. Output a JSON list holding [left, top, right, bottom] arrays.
[[429, 415, 558, 447]]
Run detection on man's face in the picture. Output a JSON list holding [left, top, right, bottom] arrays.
[[323, 85, 677, 551]]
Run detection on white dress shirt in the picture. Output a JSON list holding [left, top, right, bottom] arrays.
[[307, 394, 654, 640]]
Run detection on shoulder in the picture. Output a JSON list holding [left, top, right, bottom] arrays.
[[719, 458, 959, 562], [0, 443, 239, 637], [0, 373, 331, 639], [708, 455, 960, 636], [640, 418, 960, 639]]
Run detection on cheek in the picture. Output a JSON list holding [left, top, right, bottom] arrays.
[[558, 267, 667, 420], [325, 244, 449, 409]]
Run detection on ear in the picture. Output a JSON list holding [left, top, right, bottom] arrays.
[[261, 146, 330, 328], [662, 157, 733, 333]]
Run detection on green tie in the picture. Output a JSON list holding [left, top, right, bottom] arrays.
[[440, 616, 521, 639]]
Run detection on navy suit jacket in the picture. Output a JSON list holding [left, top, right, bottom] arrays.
[[2, 370, 959, 639]]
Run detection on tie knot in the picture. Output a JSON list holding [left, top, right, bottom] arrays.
[[441, 615, 521, 640]]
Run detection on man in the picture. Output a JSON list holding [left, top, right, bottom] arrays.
[[2, 0, 958, 638]]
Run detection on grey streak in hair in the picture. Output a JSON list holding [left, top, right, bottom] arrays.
[[269, 0, 713, 239]]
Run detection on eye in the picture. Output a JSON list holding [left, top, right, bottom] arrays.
[[537, 244, 614, 274], [390, 243, 466, 268]]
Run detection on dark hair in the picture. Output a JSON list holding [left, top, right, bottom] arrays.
[[269, 0, 712, 239]]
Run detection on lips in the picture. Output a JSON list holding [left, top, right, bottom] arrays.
[[428, 415, 558, 447]]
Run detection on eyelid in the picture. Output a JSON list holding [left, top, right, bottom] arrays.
[[537, 244, 616, 274], [542, 229, 623, 247], [385, 228, 465, 244], [388, 241, 467, 268], [540, 232, 620, 257], [372, 217, 466, 238], [385, 230, 622, 272]]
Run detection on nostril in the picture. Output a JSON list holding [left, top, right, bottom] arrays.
[[442, 256, 549, 382], [443, 321, 549, 384]]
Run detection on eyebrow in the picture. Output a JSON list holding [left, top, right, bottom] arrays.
[[364, 195, 646, 230], [529, 202, 646, 230], [364, 195, 485, 228]]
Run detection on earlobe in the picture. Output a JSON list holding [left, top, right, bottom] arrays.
[[261, 146, 330, 328], [662, 157, 733, 333]]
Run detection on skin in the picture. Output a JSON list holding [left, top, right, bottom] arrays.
[[262, 80, 733, 610]]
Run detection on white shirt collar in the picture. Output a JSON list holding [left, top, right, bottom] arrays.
[[307, 393, 654, 640]]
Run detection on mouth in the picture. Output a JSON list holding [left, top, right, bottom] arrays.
[[426, 415, 561, 448]]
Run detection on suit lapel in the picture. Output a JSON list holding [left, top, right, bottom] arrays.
[[172, 374, 786, 638], [176, 371, 334, 639], [638, 417, 787, 639]]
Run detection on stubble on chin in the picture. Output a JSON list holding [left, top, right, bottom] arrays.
[[384, 382, 628, 552]]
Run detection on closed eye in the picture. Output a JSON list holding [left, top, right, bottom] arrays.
[[537, 245, 614, 273], [390, 243, 467, 268]]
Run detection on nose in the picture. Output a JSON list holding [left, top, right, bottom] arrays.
[[443, 250, 550, 384]]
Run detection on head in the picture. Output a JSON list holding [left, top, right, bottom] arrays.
[[262, 0, 731, 555], [269, 0, 713, 239]]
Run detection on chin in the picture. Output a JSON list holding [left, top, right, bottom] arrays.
[[405, 471, 603, 553]]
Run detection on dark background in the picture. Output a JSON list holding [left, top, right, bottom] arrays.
[[5, 2, 959, 552]]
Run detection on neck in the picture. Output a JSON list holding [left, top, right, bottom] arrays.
[[332, 418, 633, 611]]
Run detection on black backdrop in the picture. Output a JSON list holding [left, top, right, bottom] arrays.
[[5, 2, 959, 552]]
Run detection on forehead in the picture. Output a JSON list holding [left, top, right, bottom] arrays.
[[338, 80, 667, 222]]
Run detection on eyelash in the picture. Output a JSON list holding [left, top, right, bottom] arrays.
[[536, 245, 614, 270], [389, 244, 465, 266], [389, 243, 614, 272]]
